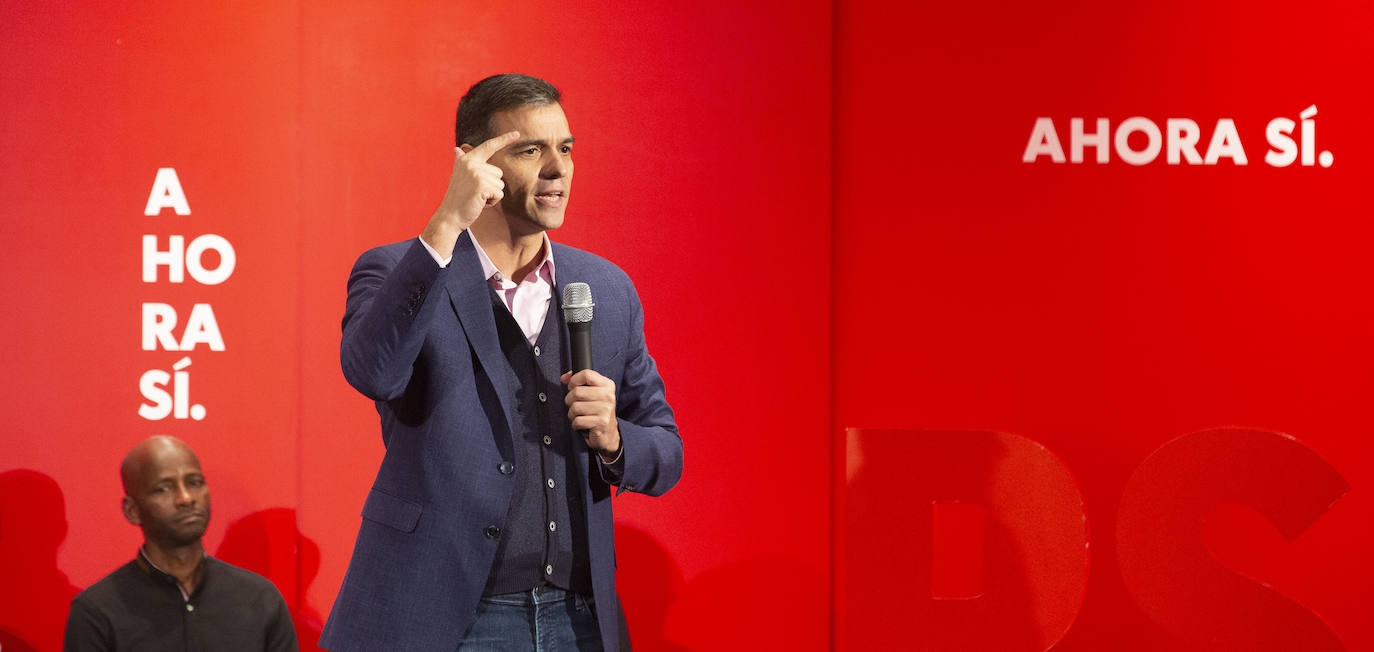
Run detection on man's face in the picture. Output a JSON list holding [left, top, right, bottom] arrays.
[[122, 441, 210, 548], [477, 103, 574, 234]]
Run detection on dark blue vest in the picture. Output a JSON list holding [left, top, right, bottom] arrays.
[[483, 289, 593, 595]]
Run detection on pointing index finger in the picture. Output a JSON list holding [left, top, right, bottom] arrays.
[[468, 130, 521, 161]]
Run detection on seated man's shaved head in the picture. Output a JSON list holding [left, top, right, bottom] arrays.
[[120, 435, 196, 493]]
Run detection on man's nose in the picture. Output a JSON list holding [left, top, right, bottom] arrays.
[[541, 159, 568, 179], [174, 483, 195, 504]]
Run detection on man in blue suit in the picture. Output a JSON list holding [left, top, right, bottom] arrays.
[[320, 74, 684, 652]]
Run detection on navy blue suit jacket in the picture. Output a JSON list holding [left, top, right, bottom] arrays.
[[321, 233, 683, 652]]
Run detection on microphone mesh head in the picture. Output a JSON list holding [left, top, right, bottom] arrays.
[[562, 282, 594, 323]]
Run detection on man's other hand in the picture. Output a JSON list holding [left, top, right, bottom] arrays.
[[561, 369, 621, 462]]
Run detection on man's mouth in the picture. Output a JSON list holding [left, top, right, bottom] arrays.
[[535, 190, 565, 207], [177, 511, 207, 523]]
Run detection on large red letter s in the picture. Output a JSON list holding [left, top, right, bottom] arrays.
[[1117, 427, 1350, 650]]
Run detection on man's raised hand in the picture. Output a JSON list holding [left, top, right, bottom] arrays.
[[421, 130, 521, 258]]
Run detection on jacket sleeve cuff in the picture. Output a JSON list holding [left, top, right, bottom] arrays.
[[417, 235, 453, 267]]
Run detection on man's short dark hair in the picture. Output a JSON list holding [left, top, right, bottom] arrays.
[[455, 73, 561, 147]]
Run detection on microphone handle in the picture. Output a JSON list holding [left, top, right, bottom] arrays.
[[568, 320, 592, 373]]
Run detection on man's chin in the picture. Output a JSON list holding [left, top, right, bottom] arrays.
[[165, 522, 209, 547], [517, 210, 565, 233], [537, 207, 566, 230]]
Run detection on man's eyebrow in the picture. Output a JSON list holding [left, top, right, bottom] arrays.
[[510, 137, 576, 150]]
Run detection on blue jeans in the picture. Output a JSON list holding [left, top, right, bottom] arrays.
[[457, 587, 603, 651]]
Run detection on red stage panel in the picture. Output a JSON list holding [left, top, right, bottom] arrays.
[[2, 2, 303, 648], [833, 1, 1374, 649]]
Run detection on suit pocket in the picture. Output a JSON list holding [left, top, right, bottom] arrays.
[[361, 488, 423, 533], [594, 346, 627, 387]]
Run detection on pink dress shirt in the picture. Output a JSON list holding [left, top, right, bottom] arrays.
[[419, 233, 556, 344]]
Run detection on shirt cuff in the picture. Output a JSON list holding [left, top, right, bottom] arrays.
[[418, 236, 452, 268], [596, 442, 626, 486]]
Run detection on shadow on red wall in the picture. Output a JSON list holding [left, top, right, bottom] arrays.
[[614, 524, 686, 651], [616, 522, 827, 650], [0, 469, 79, 652], [216, 507, 325, 652]]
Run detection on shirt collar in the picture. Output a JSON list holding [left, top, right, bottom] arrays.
[[136, 545, 208, 601], [469, 231, 557, 288]]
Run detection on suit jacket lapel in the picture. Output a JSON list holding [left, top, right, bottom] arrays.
[[553, 248, 612, 385], [552, 248, 598, 483], [446, 231, 518, 438], [552, 245, 574, 375]]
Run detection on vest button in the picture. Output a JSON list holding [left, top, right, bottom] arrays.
[[484, 525, 501, 539], [498, 461, 514, 475]]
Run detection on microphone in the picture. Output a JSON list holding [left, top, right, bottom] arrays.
[[562, 282, 594, 373]]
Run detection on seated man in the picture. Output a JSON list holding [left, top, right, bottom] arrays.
[[63, 436, 297, 652]]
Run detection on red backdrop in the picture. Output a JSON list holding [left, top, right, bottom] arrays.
[[2, 1, 1370, 650]]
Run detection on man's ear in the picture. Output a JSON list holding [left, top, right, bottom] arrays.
[[122, 495, 140, 526]]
